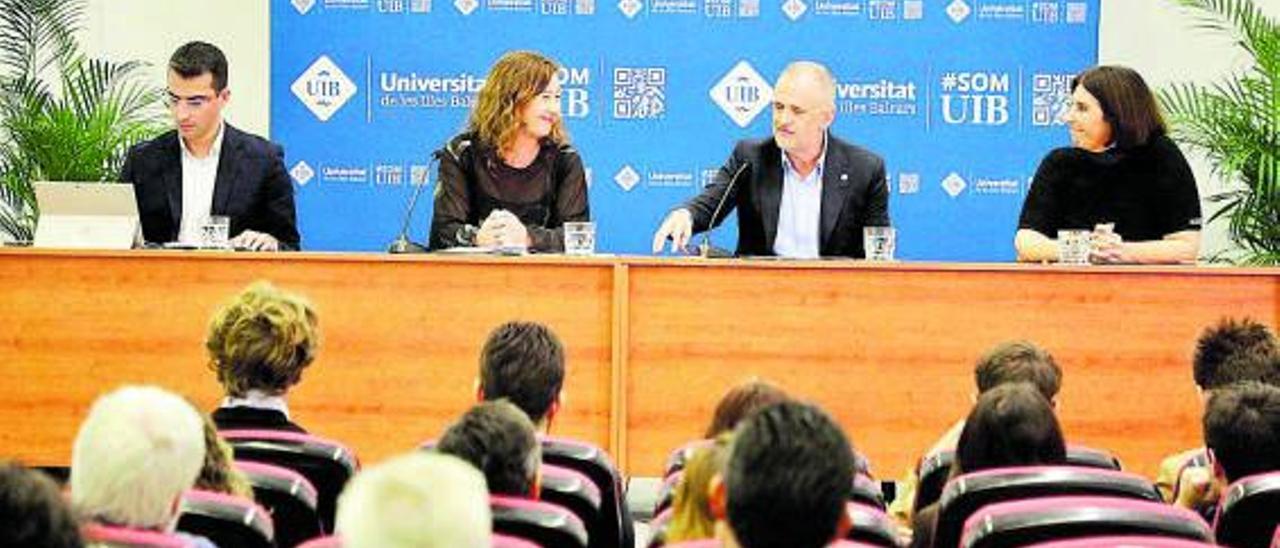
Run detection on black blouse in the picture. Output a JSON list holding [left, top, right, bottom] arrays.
[[1018, 134, 1201, 242], [429, 132, 590, 252]]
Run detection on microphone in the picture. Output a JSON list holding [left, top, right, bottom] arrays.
[[387, 149, 442, 254], [698, 162, 749, 258]]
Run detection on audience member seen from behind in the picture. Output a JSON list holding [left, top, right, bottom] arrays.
[[207, 281, 319, 433], [909, 382, 1067, 548], [713, 401, 856, 548], [335, 452, 492, 548], [477, 320, 565, 434], [70, 386, 212, 547], [705, 379, 790, 438], [1015, 65, 1200, 264], [436, 400, 542, 498], [889, 340, 1062, 524], [0, 461, 83, 548], [194, 412, 254, 500], [664, 433, 732, 544], [429, 50, 589, 253], [1156, 318, 1280, 502], [1174, 381, 1280, 515]]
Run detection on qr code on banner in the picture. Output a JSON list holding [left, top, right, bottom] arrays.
[[1031, 73, 1073, 126], [613, 68, 667, 120]]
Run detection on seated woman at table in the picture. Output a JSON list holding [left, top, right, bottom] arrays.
[[1014, 65, 1201, 264], [428, 50, 589, 253], [207, 281, 319, 433]]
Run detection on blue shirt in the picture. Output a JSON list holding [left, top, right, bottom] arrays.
[[773, 140, 827, 258]]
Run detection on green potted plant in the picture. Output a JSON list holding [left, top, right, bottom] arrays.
[[0, 0, 167, 242], [1160, 0, 1280, 265]]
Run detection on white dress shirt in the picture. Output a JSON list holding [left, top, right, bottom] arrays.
[[773, 139, 828, 259], [220, 389, 292, 419], [177, 123, 226, 244]]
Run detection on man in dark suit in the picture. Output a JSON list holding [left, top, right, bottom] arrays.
[[121, 41, 299, 251], [652, 61, 888, 258]]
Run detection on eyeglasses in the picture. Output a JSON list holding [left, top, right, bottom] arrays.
[[165, 91, 217, 110]]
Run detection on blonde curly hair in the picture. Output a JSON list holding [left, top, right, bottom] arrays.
[[467, 50, 568, 152], [206, 281, 318, 398]]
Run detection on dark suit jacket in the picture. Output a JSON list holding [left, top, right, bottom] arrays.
[[212, 406, 307, 434], [682, 134, 889, 258], [120, 124, 301, 250]]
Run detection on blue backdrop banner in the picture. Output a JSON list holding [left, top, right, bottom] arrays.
[[271, 0, 1098, 260]]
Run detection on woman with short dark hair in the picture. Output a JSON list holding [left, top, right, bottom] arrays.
[[1015, 65, 1200, 264]]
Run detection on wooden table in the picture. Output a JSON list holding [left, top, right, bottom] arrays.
[[2, 249, 1276, 481]]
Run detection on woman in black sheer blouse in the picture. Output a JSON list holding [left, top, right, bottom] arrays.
[[429, 50, 589, 253], [1015, 65, 1201, 264]]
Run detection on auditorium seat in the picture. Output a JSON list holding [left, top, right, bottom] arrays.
[[296, 535, 340, 548], [653, 470, 683, 516], [221, 429, 359, 534], [493, 533, 541, 547], [542, 464, 605, 547], [932, 465, 1164, 548], [914, 445, 1127, 514], [852, 473, 886, 509], [541, 436, 633, 547], [175, 489, 274, 548], [959, 496, 1212, 548], [662, 439, 714, 478], [82, 522, 195, 547], [236, 460, 322, 547], [1028, 535, 1218, 547], [491, 494, 589, 548], [844, 502, 901, 547], [1214, 471, 1280, 548]]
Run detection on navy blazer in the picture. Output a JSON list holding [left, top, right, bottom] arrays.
[[683, 134, 889, 258], [121, 124, 301, 250]]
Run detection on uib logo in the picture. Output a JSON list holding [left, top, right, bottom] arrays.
[[557, 67, 592, 119], [291, 56, 358, 122], [709, 61, 773, 128], [939, 71, 1010, 126]]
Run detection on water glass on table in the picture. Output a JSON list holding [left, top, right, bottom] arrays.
[[563, 221, 596, 256], [863, 226, 896, 262]]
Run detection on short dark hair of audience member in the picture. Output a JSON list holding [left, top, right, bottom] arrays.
[[169, 40, 228, 92], [336, 452, 492, 548], [71, 385, 205, 529], [437, 400, 541, 497], [1203, 381, 1280, 483], [1071, 65, 1165, 150], [194, 412, 254, 500], [478, 321, 565, 429], [1193, 318, 1280, 391], [704, 379, 790, 438], [973, 341, 1062, 402], [955, 382, 1067, 474], [0, 461, 83, 548], [666, 433, 732, 543], [207, 281, 318, 398], [721, 401, 854, 548]]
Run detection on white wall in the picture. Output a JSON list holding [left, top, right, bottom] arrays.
[[80, 0, 1278, 258], [84, 0, 271, 137]]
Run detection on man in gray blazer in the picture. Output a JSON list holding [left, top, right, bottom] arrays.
[[652, 61, 889, 259]]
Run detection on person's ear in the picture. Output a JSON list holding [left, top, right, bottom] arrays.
[[475, 377, 484, 403], [708, 473, 728, 520], [531, 468, 542, 501]]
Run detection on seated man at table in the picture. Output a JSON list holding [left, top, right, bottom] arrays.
[[121, 41, 299, 250], [651, 61, 889, 259]]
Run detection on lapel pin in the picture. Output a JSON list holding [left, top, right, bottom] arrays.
[[840, 173, 848, 181]]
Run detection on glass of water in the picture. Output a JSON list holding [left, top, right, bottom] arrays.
[[201, 216, 231, 249], [1057, 229, 1091, 265], [563, 221, 596, 255], [863, 226, 896, 261]]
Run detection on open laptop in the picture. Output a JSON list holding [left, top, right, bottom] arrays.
[[32, 181, 141, 250]]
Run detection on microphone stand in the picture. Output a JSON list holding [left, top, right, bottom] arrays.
[[387, 152, 440, 254], [698, 163, 748, 258]]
